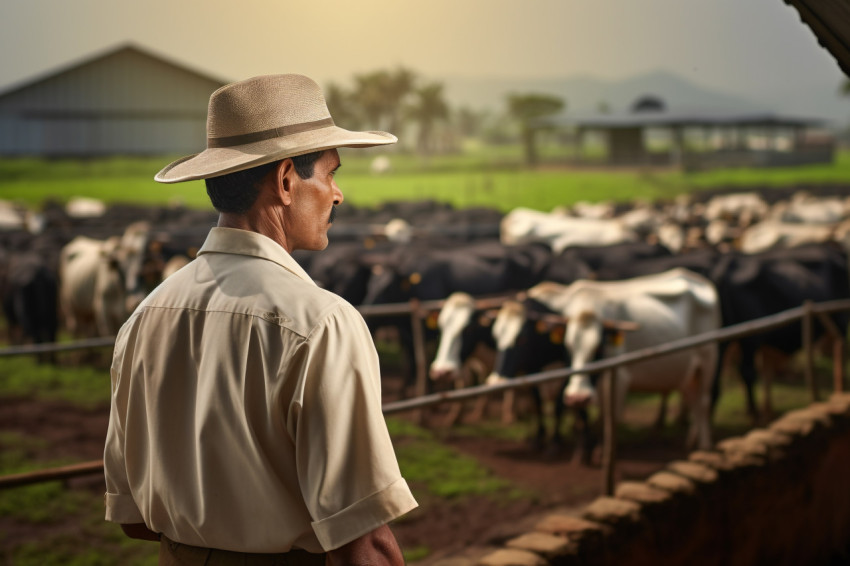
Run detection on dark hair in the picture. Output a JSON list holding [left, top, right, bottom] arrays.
[[205, 150, 325, 213]]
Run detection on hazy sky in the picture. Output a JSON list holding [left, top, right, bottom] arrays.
[[0, 0, 844, 98]]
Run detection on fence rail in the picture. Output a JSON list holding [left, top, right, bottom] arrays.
[[1, 297, 848, 492]]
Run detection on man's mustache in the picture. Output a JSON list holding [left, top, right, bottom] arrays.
[[328, 206, 337, 224]]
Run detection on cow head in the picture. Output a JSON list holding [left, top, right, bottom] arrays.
[[429, 292, 478, 381], [562, 308, 624, 408], [487, 298, 568, 385]]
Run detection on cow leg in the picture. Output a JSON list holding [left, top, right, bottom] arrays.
[[529, 387, 546, 452], [682, 360, 711, 451], [758, 348, 775, 422], [653, 392, 669, 431], [739, 342, 761, 424], [547, 380, 568, 458], [571, 406, 596, 466], [465, 358, 490, 423]]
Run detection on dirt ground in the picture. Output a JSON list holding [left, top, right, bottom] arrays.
[[0, 372, 695, 566]]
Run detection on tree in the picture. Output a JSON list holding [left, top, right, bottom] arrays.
[[455, 106, 486, 138], [352, 67, 417, 135], [507, 93, 565, 166], [408, 82, 449, 155], [324, 82, 362, 129], [384, 67, 417, 136], [353, 70, 390, 130]]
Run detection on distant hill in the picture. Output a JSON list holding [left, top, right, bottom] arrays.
[[438, 69, 847, 126]]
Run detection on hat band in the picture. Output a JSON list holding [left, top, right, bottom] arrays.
[[207, 117, 336, 148]]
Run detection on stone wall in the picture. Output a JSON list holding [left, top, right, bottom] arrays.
[[444, 392, 850, 566]]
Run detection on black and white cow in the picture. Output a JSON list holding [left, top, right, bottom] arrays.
[[485, 293, 576, 456], [487, 269, 722, 459]]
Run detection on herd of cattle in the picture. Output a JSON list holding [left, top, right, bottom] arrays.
[[2, 185, 849, 459]]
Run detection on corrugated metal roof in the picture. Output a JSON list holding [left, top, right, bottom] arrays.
[[0, 42, 230, 100], [784, 0, 850, 78]]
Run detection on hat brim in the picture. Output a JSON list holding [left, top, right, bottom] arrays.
[[155, 125, 397, 183]]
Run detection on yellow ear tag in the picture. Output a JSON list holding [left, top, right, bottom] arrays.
[[609, 331, 625, 347], [549, 326, 564, 344], [535, 320, 547, 334], [409, 272, 422, 285], [426, 311, 439, 330]]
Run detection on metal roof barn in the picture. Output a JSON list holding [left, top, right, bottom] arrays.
[[0, 44, 227, 157]]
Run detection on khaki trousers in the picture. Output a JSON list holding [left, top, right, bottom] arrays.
[[159, 535, 327, 566]]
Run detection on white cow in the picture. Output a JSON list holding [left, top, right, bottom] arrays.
[[704, 192, 769, 226], [59, 221, 151, 338], [500, 207, 638, 253], [739, 220, 834, 254], [487, 270, 720, 450], [553, 269, 721, 450], [771, 193, 848, 225]]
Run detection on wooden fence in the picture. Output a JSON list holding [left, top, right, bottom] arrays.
[[1, 296, 848, 496]]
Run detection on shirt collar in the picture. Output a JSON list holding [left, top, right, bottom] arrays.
[[197, 227, 316, 285]]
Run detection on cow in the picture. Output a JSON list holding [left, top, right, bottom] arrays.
[[362, 240, 553, 393], [429, 292, 497, 382], [739, 220, 834, 254], [486, 270, 721, 460], [500, 207, 638, 253], [59, 221, 151, 339], [544, 242, 673, 283], [485, 294, 576, 456], [556, 269, 721, 452], [704, 192, 769, 226], [709, 243, 850, 420], [1, 252, 58, 360]]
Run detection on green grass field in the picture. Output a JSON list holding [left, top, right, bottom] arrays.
[[2, 144, 850, 212]]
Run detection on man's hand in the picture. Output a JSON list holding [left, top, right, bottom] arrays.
[[120, 523, 160, 542], [327, 524, 405, 566]]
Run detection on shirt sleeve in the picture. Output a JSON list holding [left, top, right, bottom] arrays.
[[103, 324, 145, 525], [289, 302, 418, 551]]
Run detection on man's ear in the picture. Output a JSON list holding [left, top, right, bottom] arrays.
[[274, 158, 295, 206]]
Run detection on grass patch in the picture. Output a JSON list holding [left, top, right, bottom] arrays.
[[0, 432, 89, 523], [387, 417, 524, 500], [0, 356, 111, 407]]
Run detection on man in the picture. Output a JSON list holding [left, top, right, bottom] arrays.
[[104, 74, 418, 565]]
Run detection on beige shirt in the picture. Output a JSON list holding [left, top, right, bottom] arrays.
[[104, 227, 417, 553]]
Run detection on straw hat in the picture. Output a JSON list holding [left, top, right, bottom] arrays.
[[155, 74, 397, 183]]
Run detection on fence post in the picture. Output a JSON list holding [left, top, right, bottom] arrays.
[[802, 300, 818, 402], [409, 299, 429, 425], [602, 367, 618, 496]]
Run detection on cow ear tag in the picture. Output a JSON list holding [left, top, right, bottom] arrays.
[[425, 311, 439, 330], [549, 326, 564, 344], [608, 331, 625, 347], [535, 320, 547, 334], [409, 272, 422, 285]]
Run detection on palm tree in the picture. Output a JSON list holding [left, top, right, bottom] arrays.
[[507, 93, 565, 166], [384, 67, 417, 136], [353, 68, 417, 135], [353, 70, 390, 130], [408, 82, 450, 155]]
